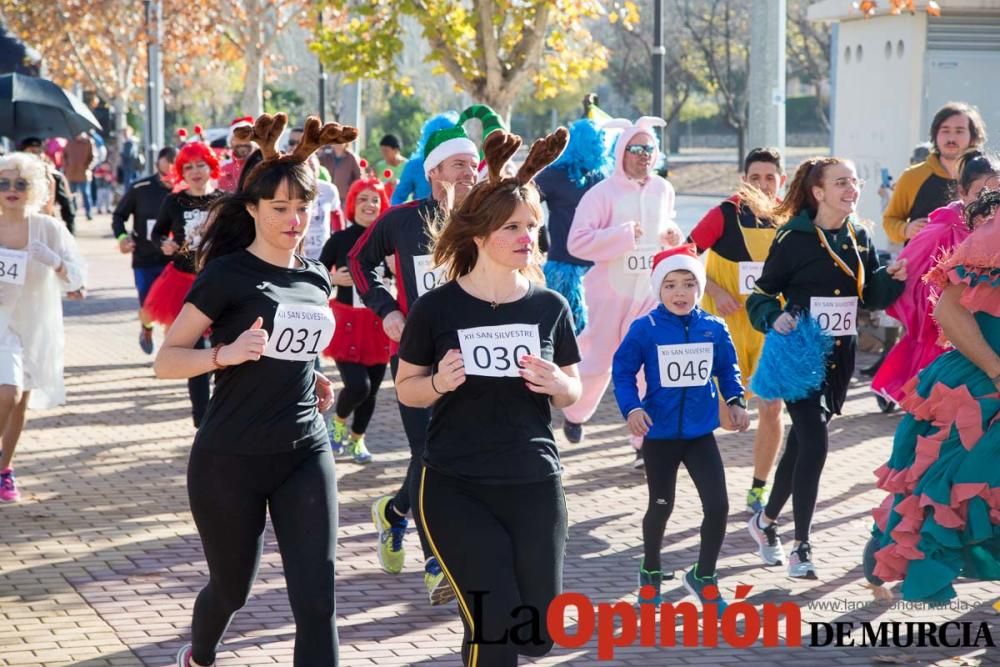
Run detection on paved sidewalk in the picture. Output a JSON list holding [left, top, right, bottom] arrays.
[[1, 218, 996, 667]]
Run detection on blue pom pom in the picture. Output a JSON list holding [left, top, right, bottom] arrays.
[[751, 314, 834, 402]]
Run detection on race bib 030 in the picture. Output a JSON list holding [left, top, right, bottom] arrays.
[[457, 324, 542, 378]]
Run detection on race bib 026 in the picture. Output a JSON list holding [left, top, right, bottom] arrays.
[[738, 261, 764, 295], [457, 324, 542, 378], [413, 254, 447, 297], [810, 296, 858, 336], [0, 248, 28, 286], [657, 343, 713, 388], [263, 303, 335, 361]]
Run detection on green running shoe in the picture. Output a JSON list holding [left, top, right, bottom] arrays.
[[746, 486, 768, 514], [371, 495, 406, 574], [328, 416, 347, 455], [683, 564, 728, 611], [346, 436, 373, 464]]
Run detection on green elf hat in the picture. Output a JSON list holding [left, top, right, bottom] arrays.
[[457, 104, 506, 150], [423, 126, 479, 178]]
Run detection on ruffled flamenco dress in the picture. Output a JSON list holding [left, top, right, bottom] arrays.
[[871, 201, 971, 403], [866, 218, 1000, 603]]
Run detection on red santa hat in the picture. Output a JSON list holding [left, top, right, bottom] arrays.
[[228, 116, 254, 143], [650, 244, 706, 299]]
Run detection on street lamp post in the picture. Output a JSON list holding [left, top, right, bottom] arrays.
[[144, 0, 164, 174], [652, 0, 666, 161]]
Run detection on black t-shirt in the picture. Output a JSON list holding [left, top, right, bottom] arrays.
[[186, 249, 334, 455], [320, 223, 393, 306], [398, 280, 581, 484], [152, 191, 223, 274]]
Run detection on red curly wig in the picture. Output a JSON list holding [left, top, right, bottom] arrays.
[[174, 141, 221, 182], [344, 177, 390, 223]]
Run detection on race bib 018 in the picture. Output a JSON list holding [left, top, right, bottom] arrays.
[[657, 343, 713, 388], [457, 324, 542, 378], [263, 303, 335, 361], [0, 248, 28, 286], [413, 254, 447, 296], [810, 296, 858, 336], [738, 261, 764, 295]]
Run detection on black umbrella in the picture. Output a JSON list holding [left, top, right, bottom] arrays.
[[0, 73, 102, 143]]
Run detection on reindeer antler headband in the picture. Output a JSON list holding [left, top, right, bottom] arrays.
[[482, 126, 569, 189], [233, 112, 358, 188]]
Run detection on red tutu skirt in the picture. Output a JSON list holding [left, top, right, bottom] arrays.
[[324, 300, 391, 366], [144, 263, 196, 327]]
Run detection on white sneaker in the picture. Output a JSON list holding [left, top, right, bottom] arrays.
[[788, 541, 818, 579], [747, 511, 786, 566]]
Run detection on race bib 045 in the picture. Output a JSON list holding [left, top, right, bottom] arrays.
[[413, 254, 447, 297], [810, 296, 858, 336], [263, 304, 335, 361], [657, 343, 713, 388], [457, 324, 542, 378]]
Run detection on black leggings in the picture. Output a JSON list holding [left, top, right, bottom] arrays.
[[333, 361, 387, 434], [187, 444, 339, 666], [764, 395, 829, 543], [419, 467, 567, 667], [389, 355, 433, 560], [189, 336, 210, 427], [642, 433, 729, 576]]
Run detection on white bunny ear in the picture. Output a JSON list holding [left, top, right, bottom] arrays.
[[600, 118, 634, 131], [635, 116, 667, 131]]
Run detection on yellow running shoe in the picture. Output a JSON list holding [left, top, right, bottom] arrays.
[[371, 495, 406, 574]]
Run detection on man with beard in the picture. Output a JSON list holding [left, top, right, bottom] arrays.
[[349, 124, 478, 606], [883, 102, 987, 245], [216, 116, 256, 193]]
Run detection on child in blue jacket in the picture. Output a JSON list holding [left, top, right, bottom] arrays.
[[612, 244, 749, 609]]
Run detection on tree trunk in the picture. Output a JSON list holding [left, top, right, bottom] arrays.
[[735, 124, 745, 170], [109, 93, 129, 173], [241, 36, 264, 116]]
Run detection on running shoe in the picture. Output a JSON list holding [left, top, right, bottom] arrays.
[[637, 562, 664, 605], [328, 416, 346, 456], [0, 468, 20, 502], [425, 557, 456, 605], [788, 541, 818, 579], [683, 565, 728, 611], [563, 420, 584, 444], [345, 436, 373, 464], [746, 486, 768, 514], [371, 495, 406, 574], [176, 644, 192, 667], [139, 326, 155, 355], [632, 448, 645, 469], [747, 510, 785, 566]]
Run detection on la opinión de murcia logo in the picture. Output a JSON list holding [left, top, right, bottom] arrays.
[[466, 587, 995, 660]]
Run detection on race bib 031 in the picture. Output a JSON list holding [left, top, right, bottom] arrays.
[[263, 303, 335, 361]]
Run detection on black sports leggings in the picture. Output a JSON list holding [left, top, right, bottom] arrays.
[[419, 467, 567, 667], [189, 336, 210, 427], [334, 361, 387, 434], [389, 355, 432, 560], [764, 395, 829, 543], [642, 433, 729, 576], [187, 444, 339, 666]]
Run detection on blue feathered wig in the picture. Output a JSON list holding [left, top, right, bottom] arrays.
[[411, 111, 459, 160], [550, 118, 613, 188]]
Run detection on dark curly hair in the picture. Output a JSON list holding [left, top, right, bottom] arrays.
[[963, 187, 1000, 231]]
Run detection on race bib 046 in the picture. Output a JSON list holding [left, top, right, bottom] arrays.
[[457, 324, 542, 378], [738, 261, 764, 295], [657, 343, 713, 388], [0, 248, 28, 285], [263, 304, 335, 361], [810, 296, 858, 336], [413, 254, 447, 297]]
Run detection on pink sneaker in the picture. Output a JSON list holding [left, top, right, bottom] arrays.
[[0, 468, 20, 502]]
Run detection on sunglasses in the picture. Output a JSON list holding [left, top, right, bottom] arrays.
[[625, 144, 655, 156], [0, 178, 29, 192], [288, 139, 300, 147]]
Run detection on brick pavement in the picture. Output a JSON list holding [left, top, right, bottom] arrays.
[[1, 217, 996, 667]]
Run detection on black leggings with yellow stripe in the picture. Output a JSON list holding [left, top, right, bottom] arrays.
[[419, 467, 567, 667]]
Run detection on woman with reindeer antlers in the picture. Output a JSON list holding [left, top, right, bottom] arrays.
[[155, 113, 356, 667], [394, 127, 582, 667]]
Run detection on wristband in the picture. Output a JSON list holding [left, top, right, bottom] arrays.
[[430, 372, 446, 395], [727, 396, 748, 409], [211, 344, 228, 369], [117, 233, 129, 242]]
